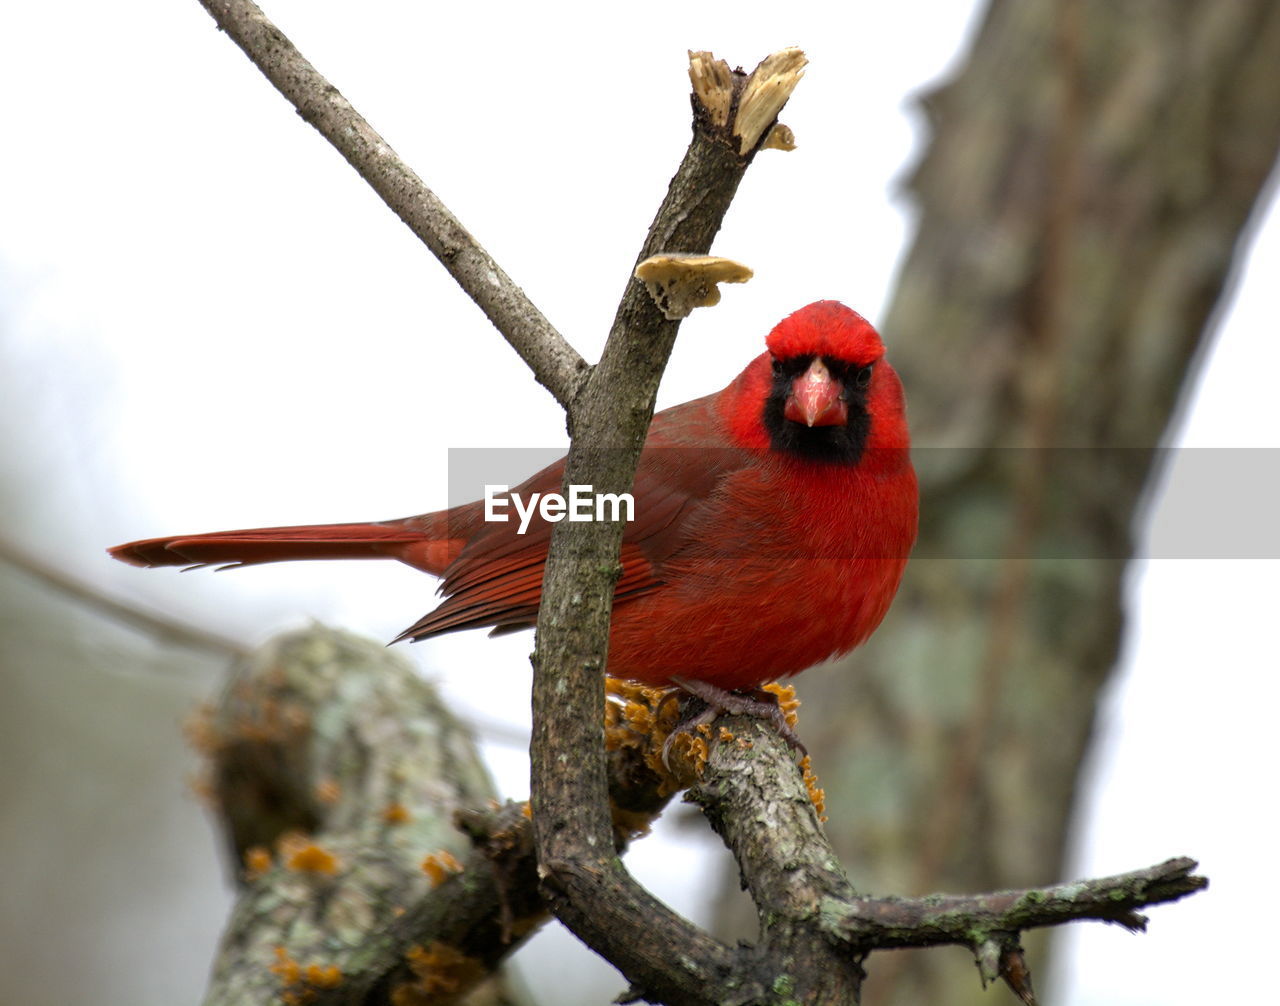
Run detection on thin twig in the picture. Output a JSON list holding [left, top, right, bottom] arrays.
[[3, 538, 534, 747], [1, 538, 247, 657], [196, 0, 587, 406], [838, 858, 1207, 948]]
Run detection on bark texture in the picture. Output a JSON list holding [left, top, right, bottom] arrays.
[[195, 644, 1203, 1006], [711, 2, 1280, 1003], [196, 626, 529, 1006]]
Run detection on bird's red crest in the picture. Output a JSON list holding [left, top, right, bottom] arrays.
[[765, 300, 884, 364]]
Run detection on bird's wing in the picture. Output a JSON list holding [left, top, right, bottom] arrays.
[[394, 394, 741, 641]]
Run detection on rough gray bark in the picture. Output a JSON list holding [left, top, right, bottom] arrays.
[[201, 647, 1195, 1006], [197, 626, 525, 1006], [191, 627, 694, 1005], [711, 2, 1280, 1003]]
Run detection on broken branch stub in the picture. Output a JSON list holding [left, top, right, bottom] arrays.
[[688, 48, 806, 156], [633, 254, 753, 320], [735, 47, 808, 154], [688, 50, 735, 128]]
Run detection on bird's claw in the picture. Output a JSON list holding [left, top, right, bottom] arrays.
[[661, 676, 807, 773]]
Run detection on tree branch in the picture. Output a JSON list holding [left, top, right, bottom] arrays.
[[202, 641, 685, 1005], [197, 626, 1205, 1005], [528, 50, 809, 1006], [689, 715, 1206, 1003], [0, 538, 246, 657], [196, 0, 587, 406], [835, 858, 1207, 947], [195, 626, 507, 1005]]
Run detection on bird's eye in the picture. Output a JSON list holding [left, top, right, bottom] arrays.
[[854, 364, 874, 388]]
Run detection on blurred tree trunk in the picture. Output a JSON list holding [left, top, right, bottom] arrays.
[[0, 554, 236, 1004], [712, 1, 1280, 1003]]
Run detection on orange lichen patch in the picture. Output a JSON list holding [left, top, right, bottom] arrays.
[[604, 678, 681, 751], [243, 845, 273, 881], [390, 941, 485, 1006], [420, 850, 463, 887], [718, 726, 735, 741], [603, 678, 717, 795], [655, 732, 709, 793], [623, 699, 654, 735], [605, 678, 680, 762], [799, 755, 827, 822], [762, 682, 801, 728], [382, 802, 411, 825], [304, 963, 343, 990], [520, 801, 532, 819], [314, 778, 342, 805], [282, 837, 341, 876], [271, 946, 302, 986], [271, 946, 343, 1003]]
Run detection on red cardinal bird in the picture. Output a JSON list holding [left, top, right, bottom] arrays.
[[111, 301, 917, 703]]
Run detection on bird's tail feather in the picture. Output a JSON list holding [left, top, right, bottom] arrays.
[[108, 518, 458, 575]]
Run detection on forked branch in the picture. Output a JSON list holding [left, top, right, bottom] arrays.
[[197, 0, 586, 405]]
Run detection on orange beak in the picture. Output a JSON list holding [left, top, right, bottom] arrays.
[[784, 358, 848, 428]]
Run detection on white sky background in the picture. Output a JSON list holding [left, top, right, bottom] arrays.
[[2, 2, 1276, 1003]]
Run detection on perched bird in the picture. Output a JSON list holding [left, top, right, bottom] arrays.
[[111, 301, 917, 716]]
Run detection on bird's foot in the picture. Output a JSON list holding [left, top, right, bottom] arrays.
[[661, 676, 807, 770]]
